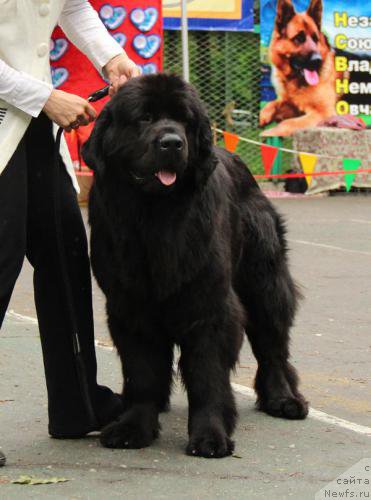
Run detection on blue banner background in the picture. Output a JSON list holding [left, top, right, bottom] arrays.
[[164, 0, 254, 31], [261, 0, 371, 49]]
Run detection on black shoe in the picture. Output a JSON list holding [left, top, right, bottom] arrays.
[[94, 386, 124, 428], [0, 450, 6, 467], [49, 386, 123, 439]]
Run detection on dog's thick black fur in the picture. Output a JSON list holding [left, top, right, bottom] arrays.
[[83, 74, 308, 458]]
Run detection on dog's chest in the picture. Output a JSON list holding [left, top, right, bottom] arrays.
[[113, 215, 212, 304]]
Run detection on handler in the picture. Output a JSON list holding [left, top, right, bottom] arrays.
[[0, 0, 140, 466]]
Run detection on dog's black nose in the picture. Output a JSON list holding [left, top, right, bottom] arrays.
[[308, 52, 322, 70], [158, 133, 183, 152]]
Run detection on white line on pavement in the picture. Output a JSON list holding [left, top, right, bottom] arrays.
[[350, 219, 371, 225], [6, 310, 38, 324], [231, 383, 371, 437], [307, 407, 371, 437], [95, 340, 114, 352], [288, 239, 371, 257], [6, 310, 371, 438]]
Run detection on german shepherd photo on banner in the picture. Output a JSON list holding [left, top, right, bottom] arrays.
[[260, 0, 341, 136]]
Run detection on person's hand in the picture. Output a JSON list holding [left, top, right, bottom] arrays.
[[43, 89, 97, 132], [103, 53, 141, 96]]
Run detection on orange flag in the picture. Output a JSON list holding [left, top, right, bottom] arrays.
[[299, 153, 317, 186], [223, 131, 239, 153], [260, 144, 278, 176]]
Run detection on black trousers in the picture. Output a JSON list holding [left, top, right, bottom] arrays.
[[0, 114, 121, 436]]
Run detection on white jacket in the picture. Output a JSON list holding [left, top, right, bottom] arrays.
[[0, 0, 123, 191]]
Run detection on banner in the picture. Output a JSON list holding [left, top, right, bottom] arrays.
[[299, 153, 317, 186], [223, 131, 240, 152], [50, 0, 163, 167], [163, 0, 254, 31], [343, 158, 362, 192], [260, 0, 371, 137], [260, 144, 279, 175]]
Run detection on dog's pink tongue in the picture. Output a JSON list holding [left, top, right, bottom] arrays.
[[304, 69, 319, 86], [156, 170, 177, 186]]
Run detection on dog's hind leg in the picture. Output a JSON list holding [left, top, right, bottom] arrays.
[[235, 210, 308, 420], [100, 315, 174, 449]]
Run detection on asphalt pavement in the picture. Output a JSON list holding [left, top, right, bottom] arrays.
[[1, 193, 370, 499]]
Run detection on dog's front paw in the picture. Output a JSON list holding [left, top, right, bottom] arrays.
[[100, 407, 159, 449], [261, 126, 286, 137], [258, 395, 309, 420], [186, 428, 234, 458], [260, 101, 279, 127]]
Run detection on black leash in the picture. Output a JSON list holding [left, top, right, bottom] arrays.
[[53, 85, 109, 428]]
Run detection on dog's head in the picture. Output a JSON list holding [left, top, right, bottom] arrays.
[[83, 74, 217, 195], [270, 0, 330, 87]]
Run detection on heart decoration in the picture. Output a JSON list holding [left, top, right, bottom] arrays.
[[51, 67, 69, 88], [99, 4, 126, 30], [139, 63, 158, 75], [133, 34, 161, 59], [50, 38, 68, 62], [130, 7, 158, 32], [112, 32, 127, 47]]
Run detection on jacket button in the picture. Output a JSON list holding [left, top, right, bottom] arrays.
[[37, 43, 49, 57], [39, 3, 50, 16]]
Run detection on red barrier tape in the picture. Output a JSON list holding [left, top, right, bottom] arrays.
[[76, 168, 371, 180], [254, 168, 371, 180]]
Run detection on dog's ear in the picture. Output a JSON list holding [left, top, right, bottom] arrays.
[[307, 0, 323, 30], [275, 0, 296, 33], [195, 113, 217, 187], [82, 107, 112, 175], [197, 113, 213, 159]]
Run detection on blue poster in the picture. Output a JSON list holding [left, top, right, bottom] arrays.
[[163, 0, 254, 32]]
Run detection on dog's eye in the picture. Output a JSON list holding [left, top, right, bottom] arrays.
[[292, 31, 306, 45], [141, 113, 152, 123], [312, 33, 319, 44]]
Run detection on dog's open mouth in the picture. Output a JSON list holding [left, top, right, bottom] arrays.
[[155, 170, 177, 186], [131, 170, 177, 187], [302, 69, 319, 86], [291, 54, 322, 87]]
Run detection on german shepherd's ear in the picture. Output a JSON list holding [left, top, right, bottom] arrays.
[[307, 0, 323, 30], [82, 106, 112, 176], [275, 0, 296, 33]]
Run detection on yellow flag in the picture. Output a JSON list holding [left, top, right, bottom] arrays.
[[299, 153, 317, 186]]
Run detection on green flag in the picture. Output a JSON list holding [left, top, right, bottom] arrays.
[[343, 159, 361, 192]]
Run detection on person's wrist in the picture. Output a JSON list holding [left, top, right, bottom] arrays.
[[103, 52, 129, 76], [43, 89, 57, 112], [39, 84, 54, 114]]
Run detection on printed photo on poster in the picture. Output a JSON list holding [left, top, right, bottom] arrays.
[[260, 0, 371, 136]]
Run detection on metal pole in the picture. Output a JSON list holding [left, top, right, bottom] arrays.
[[180, 0, 190, 82]]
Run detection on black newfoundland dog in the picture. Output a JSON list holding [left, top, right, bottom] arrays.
[[83, 74, 308, 458]]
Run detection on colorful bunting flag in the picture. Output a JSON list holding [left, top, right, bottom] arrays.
[[343, 158, 362, 192], [260, 144, 279, 176], [219, 128, 369, 188], [299, 153, 317, 186], [223, 131, 239, 153]]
